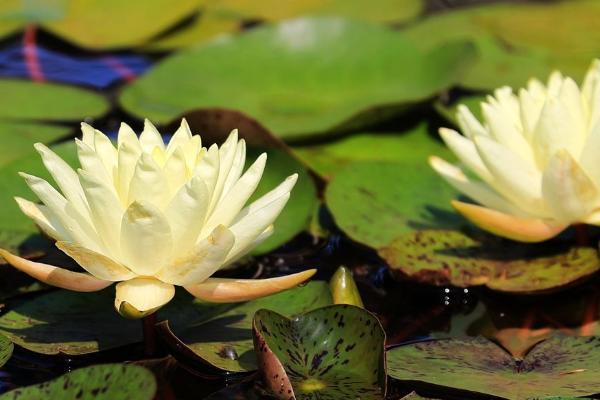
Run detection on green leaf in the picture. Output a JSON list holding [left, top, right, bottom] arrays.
[[158, 281, 332, 372], [120, 17, 475, 140], [387, 335, 600, 400], [248, 148, 318, 255], [253, 304, 385, 399], [0, 364, 156, 399], [325, 160, 462, 248], [0, 333, 13, 368], [0, 122, 71, 168], [379, 229, 600, 293], [0, 288, 142, 355], [0, 80, 108, 121], [292, 122, 453, 180]]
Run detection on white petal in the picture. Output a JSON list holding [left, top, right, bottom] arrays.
[[220, 139, 246, 200], [202, 152, 266, 237], [80, 122, 95, 146], [15, 197, 67, 240], [542, 150, 600, 223], [456, 104, 487, 139], [120, 201, 172, 276], [208, 130, 238, 214], [76, 140, 113, 188], [518, 87, 544, 140], [165, 119, 193, 159], [194, 144, 219, 194], [128, 153, 170, 209], [232, 174, 297, 225], [56, 241, 135, 281], [117, 122, 139, 148], [92, 129, 118, 182], [164, 176, 209, 256], [115, 277, 174, 318], [221, 225, 273, 268], [481, 101, 533, 163], [155, 225, 235, 286], [474, 136, 543, 215], [33, 143, 89, 221], [580, 119, 600, 186], [78, 169, 123, 257], [429, 156, 524, 216], [116, 141, 142, 206], [163, 146, 188, 196], [559, 77, 585, 137], [139, 119, 165, 152], [438, 128, 492, 181]]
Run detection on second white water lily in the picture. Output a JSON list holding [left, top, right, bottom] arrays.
[[431, 59, 600, 242], [0, 119, 315, 317]]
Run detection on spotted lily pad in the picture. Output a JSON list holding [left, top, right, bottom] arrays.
[[0, 364, 156, 399], [0, 288, 141, 355], [387, 335, 600, 399], [253, 304, 386, 399], [379, 229, 600, 293], [120, 17, 475, 140], [325, 162, 462, 248], [158, 281, 332, 372], [292, 123, 453, 180]]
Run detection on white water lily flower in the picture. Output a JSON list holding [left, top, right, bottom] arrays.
[[430, 59, 600, 242], [0, 119, 315, 318]]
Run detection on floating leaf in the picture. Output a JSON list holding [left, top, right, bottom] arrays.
[[158, 281, 332, 372], [253, 304, 386, 399], [379, 229, 600, 293], [0, 288, 141, 355], [40, 0, 204, 49], [121, 17, 475, 140], [325, 161, 462, 248], [387, 335, 600, 399], [0, 333, 13, 367], [247, 148, 317, 255], [0, 364, 156, 399], [292, 123, 452, 180], [0, 80, 108, 121]]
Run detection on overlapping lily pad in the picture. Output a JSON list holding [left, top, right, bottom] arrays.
[[247, 148, 317, 255], [0, 333, 13, 367], [120, 17, 475, 140], [253, 304, 385, 399], [325, 162, 462, 248], [292, 123, 453, 180], [158, 281, 332, 372], [379, 229, 600, 293], [387, 335, 600, 399], [402, 1, 600, 90], [0, 288, 141, 355], [0, 364, 156, 399]]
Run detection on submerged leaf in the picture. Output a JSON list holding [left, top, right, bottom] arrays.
[[253, 304, 386, 399], [0, 364, 156, 399]]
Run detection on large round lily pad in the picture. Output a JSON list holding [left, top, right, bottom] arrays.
[[0, 288, 141, 355], [120, 17, 476, 140], [0, 364, 156, 399], [379, 229, 600, 293], [157, 281, 332, 372], [247, 148, 317, 255], [253, 304, 386, 399], [325, 162, 462, 248], [387, 335, 600, 399], [0, 80, 108, 121], [292, 123, 453, 180]]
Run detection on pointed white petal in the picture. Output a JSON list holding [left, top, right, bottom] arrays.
[[220, 139, 246, 200], [76, 140, 113, 187], [115, 277, 174, 318], [456, 104, 487, 139], [139, 119, 165, 152], [120, 201, 172, 276], [92, 129, 118, 182], [165, 118, 193, 158], [0, 248, 112, 292], [580, 119, 600, 186], [117, 122, 139, 148], [481, 102, 533, 163], [15, 197, 68, 240], [208, 130, 238, 213], [56, 241, 135, 281], [438, 128, 492, 181], [127, 153, 170, 209], [163, 146, 188, 196], [194, 144, 219, 194], [156, 225, 235, 286], [116, 141, 142, 206], [80, 122, 95, 146]]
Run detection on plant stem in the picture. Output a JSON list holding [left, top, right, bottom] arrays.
[[574, 224, 590, 246], [142, 313, 157, 357]]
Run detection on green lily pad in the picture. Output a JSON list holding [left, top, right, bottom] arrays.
[[40, 0, 204, 49], [0, 333, 13, 367], [158, 281, 332, 372], [211, 0, 423, 23], [0, 364, 156, 399], [402, 1, 600, 90], [0, 288, 142, 355], [387, 335, 600, 400], [0, 122, 71, 168], [120, 17, 475, 140], [0, 141, 78, 255], [292, 122, 453, 180], [379, 229, 600, 293], [325, 161, 462, 248], [253, 304, 386, 399], [0, 80, 108, 121], [247, 147, 318, 255]]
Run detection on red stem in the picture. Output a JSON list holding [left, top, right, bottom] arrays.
[[142, 313, 157, 357]]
